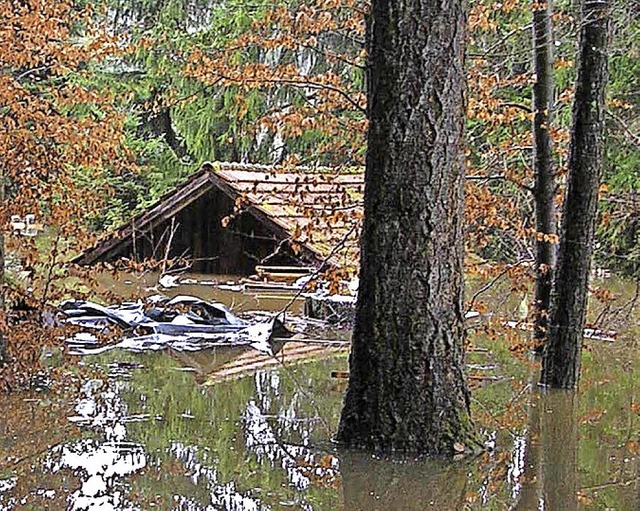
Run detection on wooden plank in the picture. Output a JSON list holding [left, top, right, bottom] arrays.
[[243, 281, 301, 292], [254, 266, 314, 281]]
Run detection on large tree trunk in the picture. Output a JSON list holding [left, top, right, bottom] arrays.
[[532, 0, 557, 347], [336, 0, 472, 454], [541, 0, 611, 388]]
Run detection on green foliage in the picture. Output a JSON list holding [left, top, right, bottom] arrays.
[[595, 2, 640, 275], [75, 0, 640, 276]]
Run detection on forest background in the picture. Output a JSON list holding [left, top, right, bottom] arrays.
[[0, 0, 638, 388]]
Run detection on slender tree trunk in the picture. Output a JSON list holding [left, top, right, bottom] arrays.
[[0, 169, 4, 307], [541, 0, 611, 388], [149, 107, 187, 159], [0, 163, 6, 366], [532, 0, 557, 347], [139, 89, 187, 159], [337, 0, 472, 454]]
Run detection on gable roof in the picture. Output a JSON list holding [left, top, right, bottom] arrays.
[[74, 162, 364, 267]]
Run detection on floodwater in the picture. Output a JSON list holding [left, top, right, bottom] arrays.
[[1, 274, 639, 510]]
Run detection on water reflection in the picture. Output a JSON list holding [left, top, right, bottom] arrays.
[[3, 324, 639, 510], [44, 377, 148, 510], [335, 390, 580, 511], [51, 440, 146, 510], [515, 389, 578, 510], [170, 345, 256, 384], [244, 397, 340, 492], [340, 452, 468, 510], [168, 442, 266, 511]]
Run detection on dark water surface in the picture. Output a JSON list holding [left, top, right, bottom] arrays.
[[1, 275, 638, 510]]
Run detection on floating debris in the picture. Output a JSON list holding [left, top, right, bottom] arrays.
[[0, 478, 17, 494], [502, 320, 616, 342], [60, 295, 291, 355], [158, 274, 181, 288]]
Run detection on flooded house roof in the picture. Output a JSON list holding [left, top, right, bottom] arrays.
[[74, 162, 363, 273]]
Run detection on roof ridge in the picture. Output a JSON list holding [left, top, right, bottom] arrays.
[[201, 160, 359, 174]]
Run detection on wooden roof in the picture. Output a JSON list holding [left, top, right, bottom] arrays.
[[74, 162, 363, 267]]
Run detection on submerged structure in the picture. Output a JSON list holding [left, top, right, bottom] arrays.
[[75, 162, 363, 274]]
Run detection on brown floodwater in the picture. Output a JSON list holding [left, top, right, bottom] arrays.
[[92, 271, 307, 314], [0, 274, 638, 510]]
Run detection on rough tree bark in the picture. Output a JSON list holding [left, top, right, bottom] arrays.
[[541, 0, 611, 388], [336, 0, 472, 454], [0, 164, 6, 366], [532, 0, 557, 347]]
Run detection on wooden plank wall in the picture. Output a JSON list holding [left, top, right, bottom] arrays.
[[124, 189, 302, 274]]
